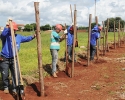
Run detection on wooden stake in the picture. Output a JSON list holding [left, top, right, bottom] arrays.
[[102, 21, 105, 55], [106, 19, 109, 51], [118, 20, 120, 47], [34, 2, 44, 96], [95, 16, 99, 59], [71, 10, 76, 78], [65, 23, 69, 75], [114, 21, 116, 49], [87, 14, 92, 66], [70, 4, 73, 23]]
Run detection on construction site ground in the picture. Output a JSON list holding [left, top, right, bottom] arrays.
[[1, 44, 125, 100]]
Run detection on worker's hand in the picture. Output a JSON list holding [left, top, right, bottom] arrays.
[[64, 29, 68, 34], [6, 21, 9, 27], [8, 18, 13, 21], [6, 18, 13, 28], [32, 33, 36, 39]]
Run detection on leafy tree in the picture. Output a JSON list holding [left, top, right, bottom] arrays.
[[91, 22, 100, 29], [24, 24, 33, 31], [30, 23, 36, 31], [40, 24, 51, 31], [104, 17, 125, 31], [18, 27, 22, 31]]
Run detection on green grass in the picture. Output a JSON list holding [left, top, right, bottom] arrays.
[[0, 31, 125, 77]]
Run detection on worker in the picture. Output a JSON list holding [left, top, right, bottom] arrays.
[[90, 25, 102, 61], [0, 19, 36, 95]]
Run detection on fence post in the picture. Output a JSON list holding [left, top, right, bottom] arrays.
[[65, 23, 69, 75], [114, 21, 116, 49], [95, 16, 99, 59], [34, 2, 44, 96], [71, 9, 76, 78], [106, 18, 109, 51], [102, 21, 105, 55], [118, 20, 120, 47], [87, 14, 92, 66]]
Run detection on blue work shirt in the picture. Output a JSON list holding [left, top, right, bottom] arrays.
[[1, 27, 34, 58], [90, 25, 100, 46], [67, 26, 74, 46]]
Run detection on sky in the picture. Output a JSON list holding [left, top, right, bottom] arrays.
[[0, 0, 125, 27]]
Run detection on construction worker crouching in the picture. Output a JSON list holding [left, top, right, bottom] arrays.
[[0, 18, 36, 95]]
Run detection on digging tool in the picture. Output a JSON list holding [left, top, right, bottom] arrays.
[[9, 20, 25, 100]]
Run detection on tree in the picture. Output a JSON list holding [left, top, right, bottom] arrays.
[[104, 17, 125, 31], [91, 22, 100, 29], [24, 24, 33, 31], [40, 24, 51, 31], [30, 23, 36, 31]]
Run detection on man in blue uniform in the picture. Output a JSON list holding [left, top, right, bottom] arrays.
[[0, 20, 36, 94], [64, 25, 77, 62], [90, 25, 102, 61]]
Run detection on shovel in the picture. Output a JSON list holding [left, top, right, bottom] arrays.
[[9, 20, 25, 100]]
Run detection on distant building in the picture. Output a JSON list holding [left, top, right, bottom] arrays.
[[17, 24, 25, 31], [0, 27, 4, 32]]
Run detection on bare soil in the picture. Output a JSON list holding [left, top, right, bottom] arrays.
[[1, 44, 125, 100]]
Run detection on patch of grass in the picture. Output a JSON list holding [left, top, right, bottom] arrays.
[[91, 84, 101, 90], [108, 91, 116, 95], [0, 31, 124, 78]]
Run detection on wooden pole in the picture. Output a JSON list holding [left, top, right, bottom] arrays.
[[70, 4, 73, 23], [71, 10, 76, 78], [124, 25, 125, 44], [65, 23, 69, 75], [9, 20, 19, 100], [34, 2, 44, 96], [102, 21, 105, 55], [106, 18, 109, 51], [95, 0, 96, 17], [114, 21, 116, 49], [87, 14, 92, 66], [95, 16, 99, 59], [118, 20, 120, 47], [74, 4, 78, 42]]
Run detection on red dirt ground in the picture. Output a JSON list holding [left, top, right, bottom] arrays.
[[1, 44, 125, 100]]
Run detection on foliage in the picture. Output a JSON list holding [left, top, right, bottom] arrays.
[[104, 17, 125, 31], [0, 31, 124, 77], [18, 27, 22, 31], [91, 22, 100, 29], [40, 24, 51, 31], [24, 24, 34, 31]]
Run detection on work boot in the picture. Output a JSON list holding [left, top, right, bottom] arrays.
[[4, 89, 9, 94], [52, 72, 58, 78]]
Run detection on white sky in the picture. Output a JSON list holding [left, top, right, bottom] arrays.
[[0, 0, 125, 27]]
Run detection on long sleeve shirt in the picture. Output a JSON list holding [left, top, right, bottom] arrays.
[[50, 30, 60, 50], [90, 25, 100, 46], [1, 27, 34, 58], [67, 26, 74, 46]]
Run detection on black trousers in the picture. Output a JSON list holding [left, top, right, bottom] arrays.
[[90, 44, 96, 60], [0, 57, 20, 92]]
